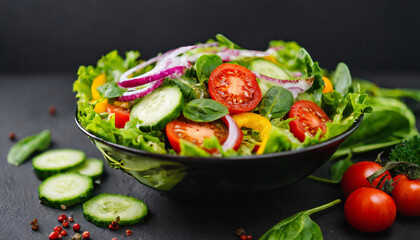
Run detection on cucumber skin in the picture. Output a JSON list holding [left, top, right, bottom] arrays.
[[38, 173, 93, 209], [83, 193, 148, 227], [33, 149, 86, 180], [133, 86, 184, 131]]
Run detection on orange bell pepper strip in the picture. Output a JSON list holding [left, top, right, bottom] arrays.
[[232, 113, 272, 155]]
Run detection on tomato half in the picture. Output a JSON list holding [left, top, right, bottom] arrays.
[[209, 63, 262, 114], [107, 105, 130, 129], [392, 174, 420, 216], [344, 187, 396, 232], [288, 100, 330, 142], [166, 118, 229, 153], [341, 161, 392, 197]]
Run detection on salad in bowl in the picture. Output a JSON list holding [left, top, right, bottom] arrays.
[[74, 34, 369, 200], [74, 34, 369, 158]]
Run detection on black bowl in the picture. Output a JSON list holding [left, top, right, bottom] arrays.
[[75, 113, 362, 205]]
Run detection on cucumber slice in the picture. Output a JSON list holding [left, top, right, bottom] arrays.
[[83, 193, 148, 227], [249, 59, 292, 95], [71, 158, 104, 179], [39, 173, 93, 208], [130, 86, 183, 131], [33, 149, 86, 179]]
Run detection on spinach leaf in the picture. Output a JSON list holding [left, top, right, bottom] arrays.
[[355, 79, 420, 102], [7, 130, 51, 166], [183, 99, 229, 122], [297, 48, 324, 106], [215, 33, 243, 49], [330, 153, 353, 182], [259, 86, 293, 119], [194, 55, 222, 84], [259, 199, 341, 240], [97, 82, 126, 98], [331, 63, 351, 95], [335, 97, 418, 158]]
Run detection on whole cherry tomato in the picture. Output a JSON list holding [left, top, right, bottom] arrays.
[[341, 161, 392, 196], [392, 174, 420, 216], [344, 187, 396, 232]]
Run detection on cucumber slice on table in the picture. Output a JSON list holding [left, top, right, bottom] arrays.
[[32, 149, 86, 179], [130, 86, 184, 131], [249, 59, 292, 95], [72, 158, 104, 179], [83, 193, 148, 227], [39, 173, 93, 208]]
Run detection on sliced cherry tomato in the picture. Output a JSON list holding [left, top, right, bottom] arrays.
[[209, 63, 262, 114], [392, 174, 420, 216], [344, 187, 396, 232], [107, 105, 130, 129], [341, 161, 392, 197], [288, 100, 330, 142], [166, 118, 229, 153]]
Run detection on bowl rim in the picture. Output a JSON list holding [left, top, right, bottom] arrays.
[[75, 110, 363, 163]]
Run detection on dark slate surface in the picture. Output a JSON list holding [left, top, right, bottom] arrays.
[[0, 73, 419, 239]]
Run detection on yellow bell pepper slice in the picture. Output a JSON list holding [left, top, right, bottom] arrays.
[[232, 113, 272, 155], [90, 99, 108, 113], [91, 74, 107, 100], [322, 76, 333, 93], [263, 55, 279, 64]]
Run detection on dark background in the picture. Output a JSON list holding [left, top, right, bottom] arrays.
[[1, 0, 420, 73]]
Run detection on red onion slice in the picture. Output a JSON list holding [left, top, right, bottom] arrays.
[[252, 72, 314, 98], [119, 43, 218, 88], [221, 115, 243, 151], [117, 79, 164, 102]]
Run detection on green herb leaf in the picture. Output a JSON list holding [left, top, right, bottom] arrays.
[[259, 199, 341, 240], [183, 99, 229, 122], [259, 86, 293, 119], [7, 130, 51, 166], [97, 82, 126, 98], [389, 136, 420, 165], [194, 55, 222, 84], [331, 63, 351, 95]]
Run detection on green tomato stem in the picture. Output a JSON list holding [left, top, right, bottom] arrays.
[[303, 199, 342, 216]]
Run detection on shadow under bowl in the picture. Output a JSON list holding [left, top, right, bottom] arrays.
[[75, 113, 362, 206]]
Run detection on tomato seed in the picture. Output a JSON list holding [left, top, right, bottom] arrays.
[[73, 223, 80, 232], [62, 220, 69, 228], [49, 106, 57, 115], [126, 229, 132, 236], [58, 214, 67, 222], [82, 231, 90, 239], [8, 132, 16, 141]]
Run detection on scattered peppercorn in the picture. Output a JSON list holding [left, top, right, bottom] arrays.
[[62, 220, 69, 228], [108, 216, 120, 231], [49, 106, 57, 115], [68, 217, 74, 223], [126, 229, 133, 236], [73, 223, 81, 232], [61, 204, 67, 210], [49, 231, 60, 240], [71, 233, 82, 240], [54, 226, 63, 232], [30, 218, 38, 231], [235, 228, 246, 236], [61, 230, 67, 236], [82, 231, 90, 239], [240, 235, 248, 240], [8, 132, 16, 141], [58, 214, 67, 222], [247, 235, 253, 240]]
